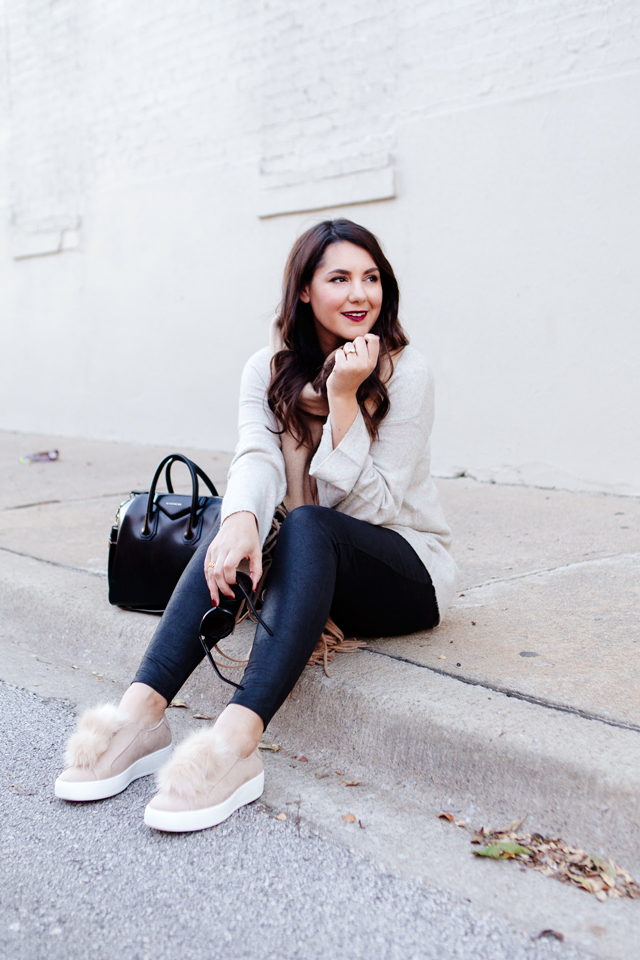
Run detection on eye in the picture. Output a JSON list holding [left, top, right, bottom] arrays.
[[330, 276, 347, 283], [365, 274, 379, 282]]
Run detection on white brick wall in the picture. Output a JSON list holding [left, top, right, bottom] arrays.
[[258, 1, 397, 212], [1, 0, 639, 493]]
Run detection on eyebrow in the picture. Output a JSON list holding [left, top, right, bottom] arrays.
[[325, 266, 380, 276]]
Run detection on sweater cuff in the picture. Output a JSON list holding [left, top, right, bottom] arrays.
[[220, 496, 270, 548], [309, 409, 370, 496]]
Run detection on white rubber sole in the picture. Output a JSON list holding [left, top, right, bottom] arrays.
[[143, 770, 265, 833], [54, 743, 174, 802]]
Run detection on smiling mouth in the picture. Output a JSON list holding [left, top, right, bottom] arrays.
[[342, 311, 367, 320]]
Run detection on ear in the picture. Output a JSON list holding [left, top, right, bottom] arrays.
[[299, 285, 311, 304]]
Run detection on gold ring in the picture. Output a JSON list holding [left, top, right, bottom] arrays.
[[208, 561, 215, 570]]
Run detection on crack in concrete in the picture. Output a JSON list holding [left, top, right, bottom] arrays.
[[3, 544, 639, 735], [0, 546, 106, 579], [364, 647, 640, 735], [2, 493, 131, 511], [461, 550, 640, 594]]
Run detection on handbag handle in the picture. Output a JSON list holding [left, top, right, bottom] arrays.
[[164, 459, 218, 499], [142, 454, 216, 541]]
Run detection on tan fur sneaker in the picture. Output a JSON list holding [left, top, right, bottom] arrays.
[[55, 704, 172, 802], [144, 728, 264, 833]]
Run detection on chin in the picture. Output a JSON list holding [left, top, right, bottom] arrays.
[[339, 321, 374, 337]]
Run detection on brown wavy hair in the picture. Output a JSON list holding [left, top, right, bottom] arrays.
[[267, 219, 408, 447]]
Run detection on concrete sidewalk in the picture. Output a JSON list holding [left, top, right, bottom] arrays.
[[1, 431, 639, 893]]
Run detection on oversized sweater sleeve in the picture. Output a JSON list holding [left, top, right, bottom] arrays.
[[220, 348, 287, 546], [309, 353, 434, 525]]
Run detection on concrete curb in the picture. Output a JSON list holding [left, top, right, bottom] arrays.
[[2, 547, 639, 875]]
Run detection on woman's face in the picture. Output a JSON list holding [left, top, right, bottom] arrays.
[[300, 241, 383, 356]]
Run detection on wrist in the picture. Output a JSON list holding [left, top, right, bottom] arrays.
[[222, 511, 258, 529], [327, 384, 359, 406]]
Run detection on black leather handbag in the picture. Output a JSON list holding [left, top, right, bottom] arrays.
[[108, 454, 221, 613]]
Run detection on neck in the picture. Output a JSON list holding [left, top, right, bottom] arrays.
[[313, 318, 344, 358]]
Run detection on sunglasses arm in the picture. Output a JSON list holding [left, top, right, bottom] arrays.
[[198, 635, 245, 691]]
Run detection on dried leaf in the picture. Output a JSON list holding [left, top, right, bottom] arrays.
[[192, 713, 212, 720], [497, 841, 531, 855], [338, 781, 361, 787], [468, 822, 640, 901], [473, 844, 505, 859], [275, 813, 287, 821], [258, 743, 281, 752], [11, 784, 36, 795], [315, 773, 330, 779], [438, 655, 447, 660], [358, 820, 365, 829], [537, 930, 564, 942], [335, 770, 343, 776], [342, 813, 356, 823], [297, 756, 308, 762], [168, 698, 188, 708], [437, 812, 455, 823], [454, 820, 466, 829], [506, 817, 527, 833]]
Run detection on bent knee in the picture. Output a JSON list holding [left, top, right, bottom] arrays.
[[279, 505, 335, 541]]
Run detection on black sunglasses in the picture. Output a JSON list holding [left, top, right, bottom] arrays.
[[198, 571, 273, 690]]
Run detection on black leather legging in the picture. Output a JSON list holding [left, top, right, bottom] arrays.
[[133, 505, 439, 728]]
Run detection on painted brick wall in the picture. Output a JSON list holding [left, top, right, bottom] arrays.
[[1, 0, 639, 493], [5, 0, 637, 236]]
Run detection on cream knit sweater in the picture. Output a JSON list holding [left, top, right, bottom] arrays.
[[220, 344, 458, 622]]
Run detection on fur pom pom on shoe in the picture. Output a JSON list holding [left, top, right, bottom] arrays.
[[156, 728, 236, 802], [145, 731, 264, 832], [56, 709, 172, 802], [64, 704, 129, 769]]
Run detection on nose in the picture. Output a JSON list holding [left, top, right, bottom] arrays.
[[348, 279, 366, 302]]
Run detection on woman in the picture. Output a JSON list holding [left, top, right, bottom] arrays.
[[55, 219, 457, 832]]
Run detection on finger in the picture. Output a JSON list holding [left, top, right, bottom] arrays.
[[248, 549, 263, 592], [222, 551, 240, 586], [205, 563, 220, 607], [352, 336, 367, 355], [221, 546, 251, 598], [333, 349, 347, 371], [213, 551, 237, 599], [365, 334, 380, 366]]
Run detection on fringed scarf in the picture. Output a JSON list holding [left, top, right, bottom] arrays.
[[213, 319, 370, 679]]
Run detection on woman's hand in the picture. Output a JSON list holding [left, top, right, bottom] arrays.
[[204, 511, 262, 606], [326, 334, 379, 448], [326, 334, 380, 401]]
